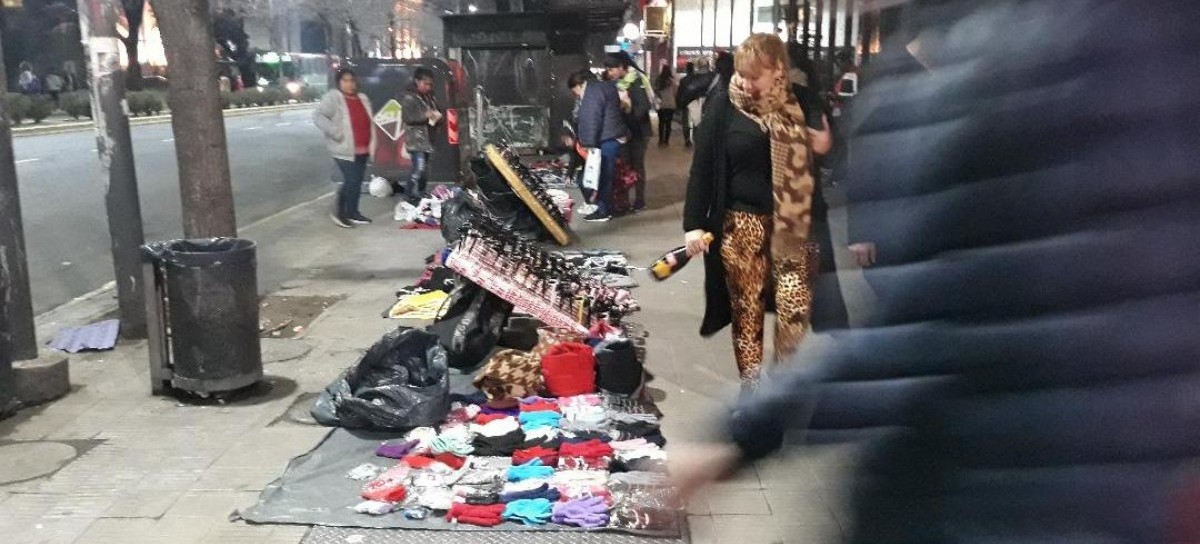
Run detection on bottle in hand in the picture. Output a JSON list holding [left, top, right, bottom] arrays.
[[649, 233, 714, 281]]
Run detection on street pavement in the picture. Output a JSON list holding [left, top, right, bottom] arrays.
[[0, 141, 871, 543], [14, 105, 330, 314]]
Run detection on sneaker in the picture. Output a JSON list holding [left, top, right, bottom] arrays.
[[349, 214, 373, 225], [576, 203, 598, 216], [330, 213, 354, 228], [583, 210, 612, 222]]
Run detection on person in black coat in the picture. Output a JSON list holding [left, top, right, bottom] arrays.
[[682, 40, 840, 383], [671, 1, 1200, 543]]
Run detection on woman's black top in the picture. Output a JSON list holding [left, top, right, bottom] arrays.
[[726, 110, 773, 215]]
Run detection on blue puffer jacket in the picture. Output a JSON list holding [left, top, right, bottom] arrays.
[[729, 2, 1200, 543], [575, 80, 628, 148]]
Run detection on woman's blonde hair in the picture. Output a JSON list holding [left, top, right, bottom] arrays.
[[735, 33, 790, 77]]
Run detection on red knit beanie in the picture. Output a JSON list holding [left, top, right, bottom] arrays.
[[540, 342, 596, 397]]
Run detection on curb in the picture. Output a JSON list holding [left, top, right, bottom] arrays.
[[14, 351, 71, 406], [12, 102, 317, 138]]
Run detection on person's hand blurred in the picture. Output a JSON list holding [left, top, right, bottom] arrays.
[[848, 242, 877, 267], [668, 443, 740, 507], [685, 230, 710, 257]]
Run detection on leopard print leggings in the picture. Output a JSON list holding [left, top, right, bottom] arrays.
[[721, 210, 817, 382]]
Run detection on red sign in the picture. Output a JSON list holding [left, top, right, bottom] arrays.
[[446, 109, 459, 146]]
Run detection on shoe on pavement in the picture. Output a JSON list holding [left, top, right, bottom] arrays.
[[576, 203, 598, 216], [330, 213, 355, 228], [349, 214, 373, 225], [584, 210, 612, 222]]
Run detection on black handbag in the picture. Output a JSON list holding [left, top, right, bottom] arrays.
[[428, 275, 513, 369]]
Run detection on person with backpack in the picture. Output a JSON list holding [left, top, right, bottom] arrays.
[[605, 52, 653, 212]]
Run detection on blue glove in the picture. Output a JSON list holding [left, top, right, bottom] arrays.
[[518, 411, 563, 431], [503, 498, 553, 525], [506, 459, 555, 482]]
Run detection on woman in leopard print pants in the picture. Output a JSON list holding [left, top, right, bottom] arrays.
[[682, 34, 835, 383]]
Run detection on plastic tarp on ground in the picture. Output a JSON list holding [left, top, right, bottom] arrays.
[[236, 376, 681, 537]]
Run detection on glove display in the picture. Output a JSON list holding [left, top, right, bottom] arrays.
[[502, 498, 554, 526], [552, 496, 610, 528], [518, 410, 563, 431], [506, 459, 555, 482]]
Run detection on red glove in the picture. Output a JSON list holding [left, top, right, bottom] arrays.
[[513, 445, 559, 467]]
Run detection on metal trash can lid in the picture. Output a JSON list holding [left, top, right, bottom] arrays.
[[142, 237, 256, 267]]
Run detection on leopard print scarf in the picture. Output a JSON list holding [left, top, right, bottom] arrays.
[[727, 73, 815, 259]]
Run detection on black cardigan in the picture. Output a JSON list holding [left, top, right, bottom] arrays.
[[682, 86, 841, 336]]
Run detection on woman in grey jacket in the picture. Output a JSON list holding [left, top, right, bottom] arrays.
[[313, 69, 376, 228]]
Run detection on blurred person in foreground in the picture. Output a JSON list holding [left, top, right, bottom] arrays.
[[670, 1, 1200, 543], [682, 34, 838, 384]]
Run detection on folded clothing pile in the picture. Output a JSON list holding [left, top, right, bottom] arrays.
[[447, 503, 506, 527]]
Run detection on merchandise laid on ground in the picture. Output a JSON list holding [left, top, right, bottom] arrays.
[[238, 145, 682, 539]]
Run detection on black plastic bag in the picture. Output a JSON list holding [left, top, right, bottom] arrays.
[[471, 158, 548, 241], [440, 191, 481, 245], [428, 276, 513, 369], [312, 328, 450, 430]]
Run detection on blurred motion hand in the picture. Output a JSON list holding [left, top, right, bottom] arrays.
[[685, 230, 710, 257], [848, 242, 877, 267], [668, 443, 741, 507]]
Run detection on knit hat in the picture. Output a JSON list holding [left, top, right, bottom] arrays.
[[594, 339, 643, 395], [541, 342, 596, 397]]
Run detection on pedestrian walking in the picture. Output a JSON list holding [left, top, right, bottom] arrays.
[[671, 2, 1200, 543], [18, 64, 40, 95], [676, 62, 699, 148], [605, 52, 652, 212], [681, 34, 836, 384], [44, 72, 64, 106], [654, 61, 678, 147], [400, 67, 442, 205], [313, 68, 376, 228], [571, 69, 628, 222]]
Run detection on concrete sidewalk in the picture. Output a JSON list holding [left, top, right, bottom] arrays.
[[0, 142, 867, 543]]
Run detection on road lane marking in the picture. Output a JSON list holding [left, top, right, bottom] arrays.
[[244, 126, 262, 131], [15, 158, 40, 164], [275, 122, 292, 127], [161, 138, 174, 142]]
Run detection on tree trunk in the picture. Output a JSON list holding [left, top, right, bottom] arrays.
[[0, 30, 38, 362], [79, 0, 148, 339], [123, 37, 143, 91], [151, 0, 237, 238]]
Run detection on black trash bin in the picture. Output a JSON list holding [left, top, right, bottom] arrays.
[[142, 238, 262, 395]]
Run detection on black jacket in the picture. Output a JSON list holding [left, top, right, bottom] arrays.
[[683, 85, 842, 336], [622, 74, 653, 141], [728, 2, 1200, 542], [575, 81, 627, 148]]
